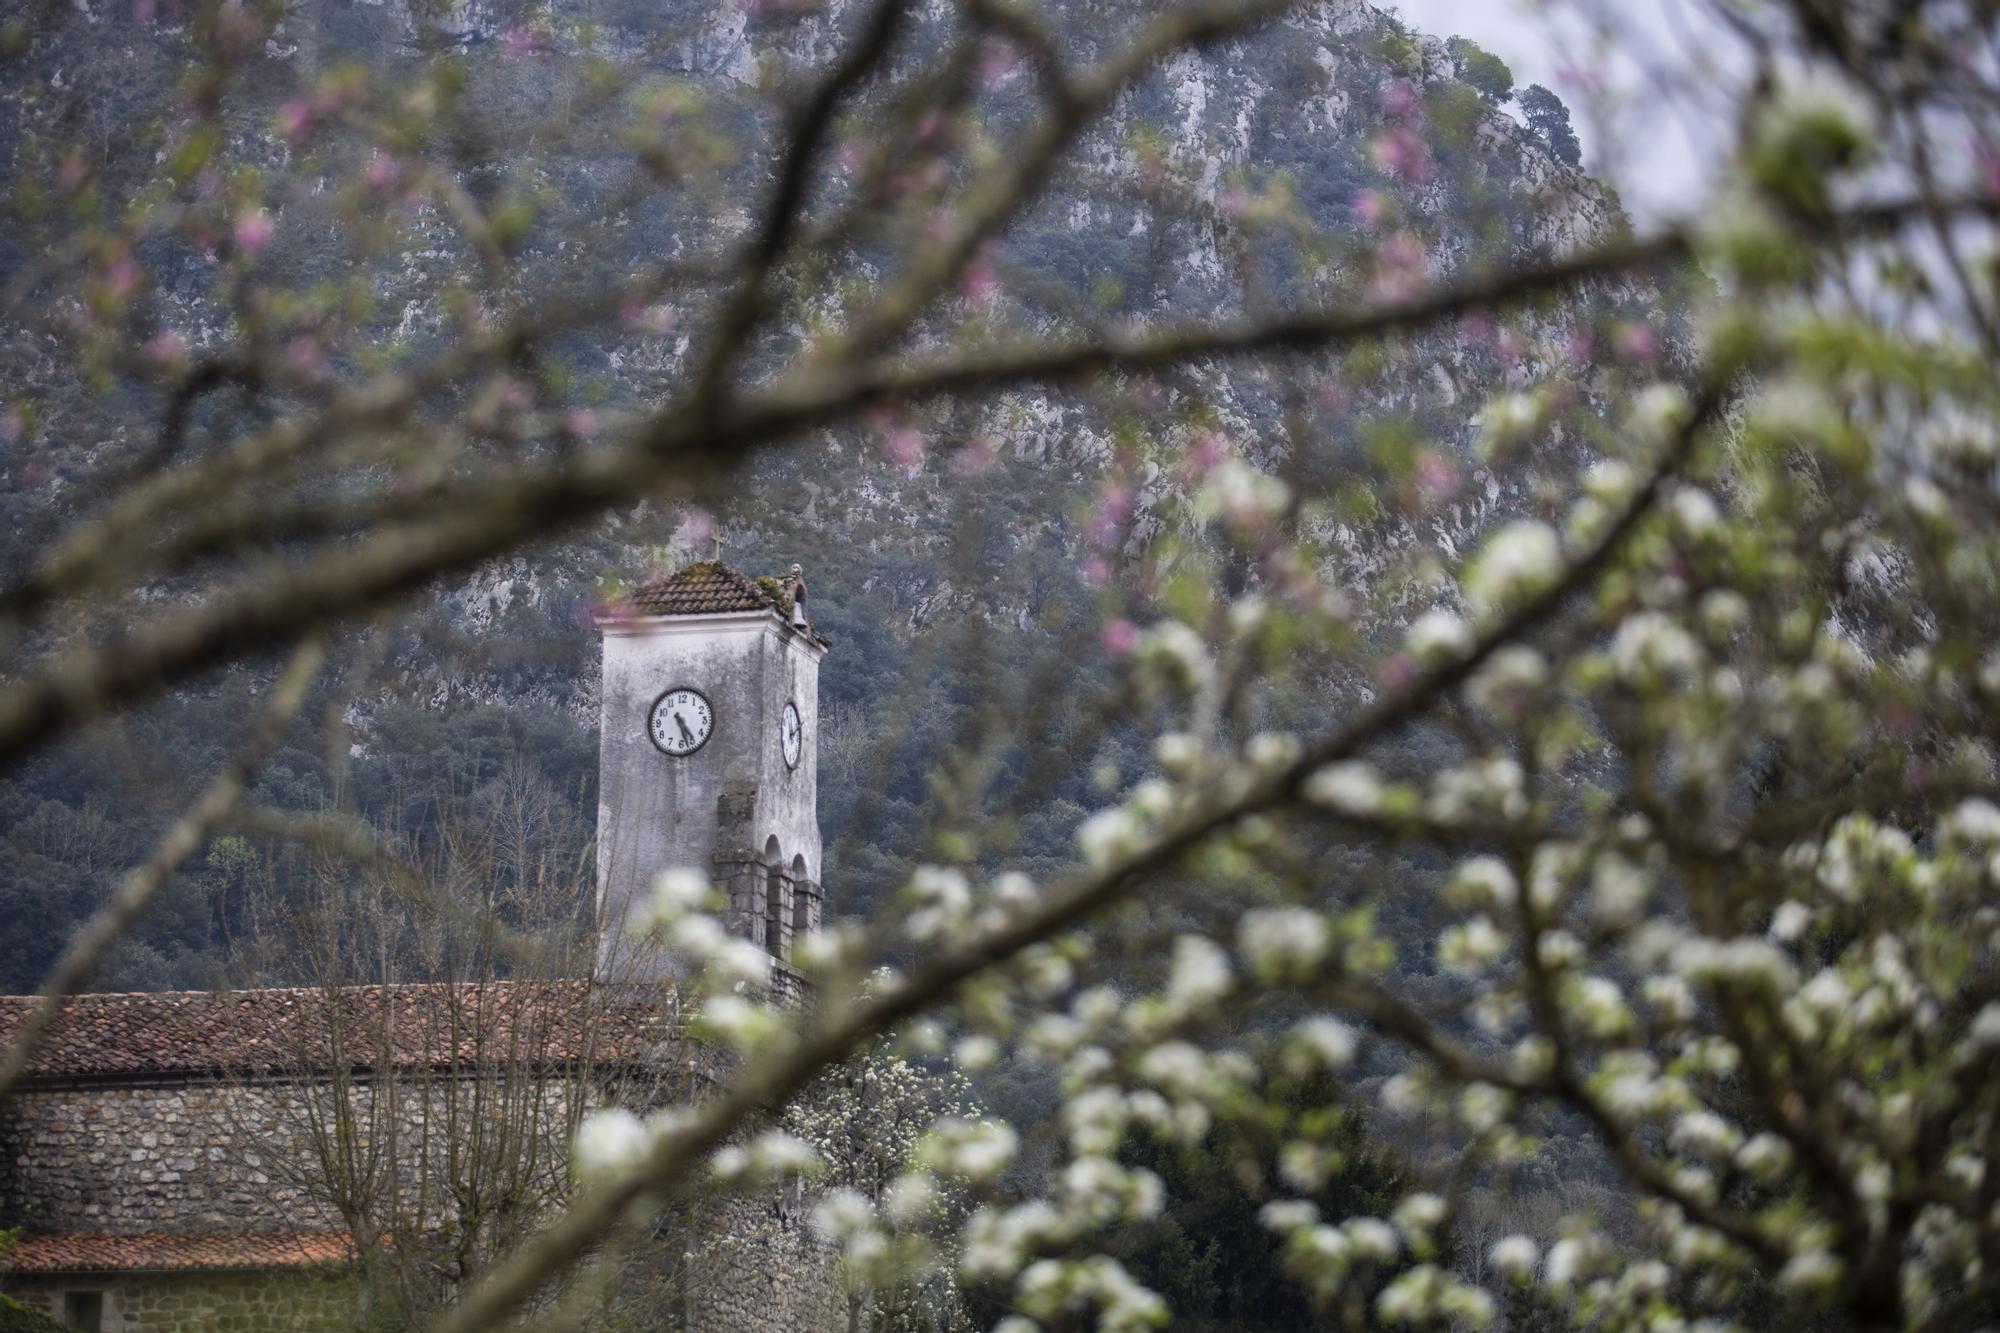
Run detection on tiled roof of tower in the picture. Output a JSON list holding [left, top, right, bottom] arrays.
[[0, 982, 682, 1081], [619, 559, 831, 647], [628, 560, 776, 616], [1, 1231, 355, 1274]]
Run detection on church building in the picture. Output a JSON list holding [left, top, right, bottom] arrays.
[[0, 560, 841, 1331]]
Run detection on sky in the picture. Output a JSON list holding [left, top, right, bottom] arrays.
[[1388, 0, 1750, 226]]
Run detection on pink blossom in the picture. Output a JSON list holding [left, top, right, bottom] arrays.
[[1379, 652, 1418, 690], [102, 254, 141, 300], [1349, 189, 1388, 229], [839, 141, 871, 175], [1459, 310, 1495, 346], [1185, 430, 1231, 475], [1612, 321, 1660, 363], [1556, 63, 1606, 95], [278, 99, 314, 144], [976, 39, 1023, 89], [1218, 186, 1253, 218], [0, 407, 23, 445], [1370, 128, 1435, 187], [1085, 482, 1135, 548], [233, 209, 273, 255], [1380, 78, 1420, 119], [591, 596, 637, 628], [501, 25, 550, 58], [57, 155, 90, 196], [1378, 232, 1426, 271], [962, 252, 1001, 306], [365, 153, 402, 192], [1370, 231, 1428, 302], [674, 509, 717, 548], [1416, 450, 1459, 501], [1565, 327, 1594, 364], [1101, 617, 1138, 654], [1495, 328, 1527, 363], [145, 330, 190, 366], [133, 0, 157, 23], [952, 435, 997, 475], [565, 407, 599, 438], [285, 335, 326, 378], [622, 300, 676, 334], [881, 422, 925, 468], [1316, 382, 1348, 415]]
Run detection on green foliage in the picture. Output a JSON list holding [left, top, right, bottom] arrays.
[[0, 1295, 67, 1333], [1519, 84, 1583, 167], [1445, 36, 1514, 103], [1113, 1079, 1408, 1329]]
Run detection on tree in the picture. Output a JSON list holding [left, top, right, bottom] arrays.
[[1519, 83, 1583, 167], [1446, 37, 1514, 104], [3, 2, 2000, 1332], [224, 784, 659, 1328]]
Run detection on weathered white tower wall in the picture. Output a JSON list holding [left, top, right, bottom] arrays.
[[596, 609, 824, 978]]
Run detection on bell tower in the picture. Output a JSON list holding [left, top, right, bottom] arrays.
[[594, 560, 827, 980]]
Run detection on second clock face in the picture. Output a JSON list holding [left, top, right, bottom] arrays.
[[649, 688, 713, 757], [781, 701, 803, 770]]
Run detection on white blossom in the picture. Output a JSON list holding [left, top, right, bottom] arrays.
[[1491, 1234, 1539, 1281], [1736, 1133, 1794, 1183], [1464, 521, 1562, 617], [1468, 644, 1548, 718], [1612, 611, 1704, 688], [1136, 619, 1215, 692], [1078, 806, 1143, 868], [573, 1107, 650, 1179], [809, 1187, 877, 1242], [919, 1118, 1019, 1182], [1237, 908, 1331, 980], [1447, 855, 1518, 912], [1259, 1199, 1318, 1232], [1406, 609, 1473, 665], [1344, 1217, 1400, 1263], [1478, 392, 1548, 457], [1777, 1248, 1843, 1295], [1769, 900, 1813, 942], [1153, 731, 1203, 775], [1283, 1016, 1359, 1074], [1304, 760, 1384, 816]]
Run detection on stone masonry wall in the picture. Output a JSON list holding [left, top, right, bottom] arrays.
[[1, 1070, 846, 1333], [3, 1270, 359, 1333], [0, 1083, 335, 1234]]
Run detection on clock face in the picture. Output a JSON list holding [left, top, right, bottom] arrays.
[[781, 701, 803, 770], [649, 688, 713, 757]]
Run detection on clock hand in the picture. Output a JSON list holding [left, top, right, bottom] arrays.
[[675, 714, 694, 745]]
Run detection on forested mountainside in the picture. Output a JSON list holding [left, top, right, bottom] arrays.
[[0, 0, 1678, 1003]]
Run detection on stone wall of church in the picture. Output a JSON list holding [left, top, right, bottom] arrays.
[[2, 1270, 359, 1332], [0, 1083, 336, 1234], [1, 1071, 847, 1333]]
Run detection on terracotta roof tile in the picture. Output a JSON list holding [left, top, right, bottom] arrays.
[[627, 561, 779, 616], [2, 1231, 355, 1274], [0, 982, 680, 1081]]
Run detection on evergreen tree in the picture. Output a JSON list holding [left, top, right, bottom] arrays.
[[1519, 84, 1583, 166], [1446, 36, 1515, 103]]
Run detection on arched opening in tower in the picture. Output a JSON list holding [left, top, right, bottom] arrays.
[[763, 835, 786, 962]]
